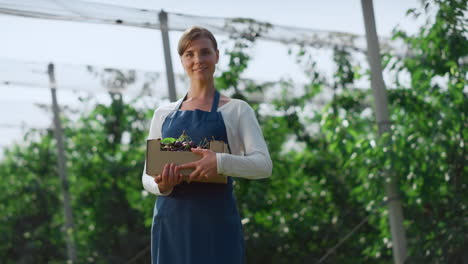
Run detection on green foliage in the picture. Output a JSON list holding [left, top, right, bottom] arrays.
[[160, 137, 176, 144], [216, 18, 273, 100], [226, 0, 467, 263], [0, 93, 155, 263], [0, 130, 65, 263], [65, 93, 155, 262], [387, 0, 467, 262]]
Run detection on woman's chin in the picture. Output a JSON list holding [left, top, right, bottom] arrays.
[[190, 75, 211, 82]]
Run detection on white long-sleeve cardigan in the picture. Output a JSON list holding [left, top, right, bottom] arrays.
[[142, 97, 273, 196]]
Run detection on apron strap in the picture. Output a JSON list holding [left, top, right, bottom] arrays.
[[175, 93, 188, 110], [210, 90, 220, 112]]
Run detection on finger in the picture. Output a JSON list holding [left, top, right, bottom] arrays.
[[190, 148, 207, 156], [169, 163, 177, 186], [198, 170, 207, 179], [174, 164, 181, 178], [162, 164, 170, 184], [174, 164, 178, 177], [173, 165, 183, 185], [166, 163, 172, 186], [190, 147, 202, 152], [177, 173, 184, 184], [189, 168, 203, 181], [155, 175, 162, 184], [177, 161, 198, 171], [182, 174, 189, 183]]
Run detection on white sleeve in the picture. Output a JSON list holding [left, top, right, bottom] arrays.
[[216, 102, 272, 179], [142, 108, 173, 196]]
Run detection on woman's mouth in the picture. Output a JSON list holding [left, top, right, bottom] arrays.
[[193, 67, 207, 72]]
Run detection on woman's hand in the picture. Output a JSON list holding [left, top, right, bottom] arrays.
[[154, 163, 184, 193], [176, 148, 217, 182]]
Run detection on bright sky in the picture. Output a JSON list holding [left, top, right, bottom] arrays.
[[0, 0, 422, 153]]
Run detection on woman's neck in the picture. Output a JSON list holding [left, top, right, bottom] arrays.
[[187, 81, 216, 100]]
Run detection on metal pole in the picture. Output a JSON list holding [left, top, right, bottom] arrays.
[[48, 63, 77, 263], [159, 10, 177, 102], [360, 1, 407, 263]]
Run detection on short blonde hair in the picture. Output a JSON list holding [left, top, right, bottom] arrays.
[[177, 26, 218, 56]]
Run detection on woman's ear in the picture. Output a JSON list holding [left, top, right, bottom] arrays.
[[216, 49, 219, 63]]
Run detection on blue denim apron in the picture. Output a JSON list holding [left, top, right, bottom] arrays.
[[151, 91, 245, 264]]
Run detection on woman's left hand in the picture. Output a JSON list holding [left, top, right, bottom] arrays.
[[176, 148, 217, 182]]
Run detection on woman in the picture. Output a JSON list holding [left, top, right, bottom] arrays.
[[142, 26, 272, 264]]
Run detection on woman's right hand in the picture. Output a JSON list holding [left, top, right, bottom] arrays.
[[154, 163, 184, 193]]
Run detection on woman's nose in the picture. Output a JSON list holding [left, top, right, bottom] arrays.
[[194, 54, 203, 63]]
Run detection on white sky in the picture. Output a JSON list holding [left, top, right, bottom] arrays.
[[0, 0, 423, 153]]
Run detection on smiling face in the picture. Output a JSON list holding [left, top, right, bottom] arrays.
[[180, 37, 219, 82]]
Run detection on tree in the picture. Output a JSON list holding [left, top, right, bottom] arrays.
[[0, 92, 156, 263]]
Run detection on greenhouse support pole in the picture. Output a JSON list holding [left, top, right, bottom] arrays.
[[48, 63, 78, 263], [159, 10, 177, 102], [360, 1, 407, 263]]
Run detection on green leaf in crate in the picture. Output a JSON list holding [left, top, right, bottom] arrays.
[[161, 137, 176, 144]]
